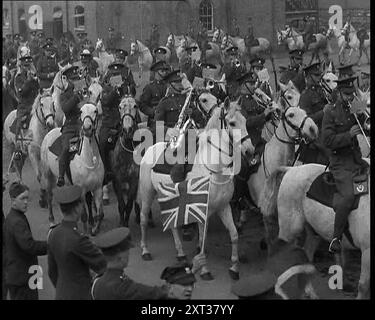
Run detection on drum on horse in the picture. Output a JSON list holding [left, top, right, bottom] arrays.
[[93, 39, 115, 75], [261, 159, 370, 299], [342, 22, 370, 66], [40, 103, 105, 235], [138, 96, 254, 281], [128, 40, 153, 80], [3, 88, 56, 205]]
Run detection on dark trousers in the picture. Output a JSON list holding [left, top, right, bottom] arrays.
[[58, 133, 77, 178], [330, 160, 361, 239], [8, 285, 38, 300], [98, 127, 117, 176]]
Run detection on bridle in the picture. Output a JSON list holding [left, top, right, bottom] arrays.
[[119, 104, 140, 152], [81, 107, 98, 137], [35, 93, 55, 128]]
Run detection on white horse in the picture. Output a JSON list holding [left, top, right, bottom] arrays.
[[326, 25, 349, 65], [342, 22, 370, 66], [138, 96, 254, 280], [3, 88, 56, 205], [128, 40, 153, 79], [261, 160, 370, 299], [40, 103, 105, 234], [93, 39, 115, 75], [168, 34, 202, 63]]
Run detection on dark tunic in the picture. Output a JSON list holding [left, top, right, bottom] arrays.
[[103, 63, 136, 97], [155, 93, 186, 129], [14, 71, 39, 118], [36, 55, 59, 89], [61, 83, 81, 135], [222, 63, 246, 99], [92, 268, 169, 300], [47, 220, 107, 300]]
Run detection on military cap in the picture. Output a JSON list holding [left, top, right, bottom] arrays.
[[30, 30, 37, 36], [160, 264, 196, 286], [250, 57, 265, 68], [226, 46, 239, 55], [153, 47, 167, 55], [62, 65, 80, 80], [13, 34, 21, 40], [94, 227, 134, 256], [291, 73, 306, 93], [163, 69, 182, 83], [150, 60, 169, 72], [337, 63, 356, 78], [303, 62, 321, 75], [108, 27, 114, 32], [108, 63, 124, 72], [231, 271, 277, 299], [53, 185, 82, 204], [80, 49, 92, 56], [201, 62, 217, 69], [9, 181, 29, 199], [115, 49, 128, 58], [46, 37, 54, 44], [289, 49, 304, 59], [43, 43, 57, 51], [236, 71, 257, 84], [334, 76, 357, 94], [77, 32, 87, 39]]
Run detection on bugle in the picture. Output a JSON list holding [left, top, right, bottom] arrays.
[[348, 99, 371, 148]]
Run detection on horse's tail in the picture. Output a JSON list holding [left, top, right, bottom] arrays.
[[259, 166, 290, 218]]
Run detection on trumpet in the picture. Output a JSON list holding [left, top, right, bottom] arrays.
[[206, 78, 226, 90], [252, 88, 281, 119], [319, 79, 334, 103], [348, 99, 371, 148]]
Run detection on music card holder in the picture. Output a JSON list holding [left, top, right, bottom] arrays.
[[192, 77, 205, 89], [257, 69, 270, 83], [109, 75, 123, 87]]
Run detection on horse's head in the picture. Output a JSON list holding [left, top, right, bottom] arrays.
[[36, 88, 55, 130], [87, 80, 103, 106], [130, 41, 138, 55], [167, 33, 175, 47], [119, 95, 139, 138], [80, 103, 98, 137], [196, 90, 218, 120], [212, 28, 221, 43], [221, 34, 228, 50], [281, 106, 318, 144], [278, 80, 301, 109], [96, 38, 104, 51], [322, 70, 338, 92]]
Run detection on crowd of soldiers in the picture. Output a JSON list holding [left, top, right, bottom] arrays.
[[2, 18, 370, 300]]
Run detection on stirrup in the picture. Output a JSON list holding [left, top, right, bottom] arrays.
[[328, 238, 341, 253]]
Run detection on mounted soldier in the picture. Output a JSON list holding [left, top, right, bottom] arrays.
[[149, 47, 169, 81], [322, 76, 369, 254], [250, 57, 273, 98], [36, 43, 59, 90], [197, 21, 208, 63], [105, 27, 120, 55], [6, 34, 21, 70], [201, 62, 226, 103], [13, 53, 39, 157], [76, 32, 90, 52], [179, 45, 202, 84], [232, 18, 241, 37], [244, 17, 256, 60], [298, 62, 329, 165], [221, 46, 246, 99], [139, 60, 170, 136], [149, 24, 160, 54], [300, 16, 315, 50], [56, 65, 86, 187], [102, 49, 136, 97], [356, 24, 369, 52], [279, 49, 305, 90], [28, 31, 41, 63], [77, 49, 100, 78]]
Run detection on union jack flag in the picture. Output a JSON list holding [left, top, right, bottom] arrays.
[[157, 176, 211, 232]]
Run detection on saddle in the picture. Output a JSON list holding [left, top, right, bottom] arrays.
[[49, 135, 81, 157], [10, 114, 32, 136], [306, 171, 368, 211]]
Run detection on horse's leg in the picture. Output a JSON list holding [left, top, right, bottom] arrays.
[[28, 145, 47, 208], [103, 184, 110, 205], [112, 178, 126, 227], [92, 187, 104, 235], [140, 188, 156, 261], [303, 223, 321, 262], [81, 195, 90, 235], [46, 172, 55, 225], [196, 220, 213, 281], [357, 248, 370, 299], [171, 227, 186, 261], [218, 205, 240, 280]]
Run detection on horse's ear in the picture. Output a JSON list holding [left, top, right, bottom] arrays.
[[278, 81, 287, 92], [223, 96, 230, 110]]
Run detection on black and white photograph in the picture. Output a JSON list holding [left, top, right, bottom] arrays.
[[2, 0, 370, 302]]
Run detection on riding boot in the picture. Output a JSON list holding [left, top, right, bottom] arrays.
[[57, 150, 70, 187]]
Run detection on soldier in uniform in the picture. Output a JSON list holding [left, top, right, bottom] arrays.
[[28, 31, 40, 62], [232, 18, 241, 37], [201, 62, 226, 103], [139, 60, 170, 135], [91, 227, 199, 300], [14, 54, 39, 155], [149, 24, 160, 54], [37, 31, 46, 46], [4, 182, 47, 300], [249, 57, 273, 98], [76, 32, 89, 51], [6, 34, 20, 69], [298, 62, 329, 165], [56, 65, 84, 187], [102, 50, 136, 97], [98, 80, 123, 184], [48, 185, 107, 299], [106, 27, 119, 55], [221, 46, 246, 99], [197, 22, 208, 63], [78, 49, 100, 78], [36, 43, 59, 89], [279, 49, 305, 87], [300, 16, 315, 51], [179, 45, 202, 84], [149, 47, 169, 81], [322, 76, 368, 253], [337, 63, 356, 79]]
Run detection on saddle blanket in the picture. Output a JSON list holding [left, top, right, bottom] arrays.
[[157, 175, 211, 232], [306, 172, 360, 211]]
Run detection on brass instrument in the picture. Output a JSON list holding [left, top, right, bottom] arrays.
[[252, 88, 281, 120], [349, 97, 371, 148], [319, 78, 334, 104]]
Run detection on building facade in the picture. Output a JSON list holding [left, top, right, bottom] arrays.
[[3, 0, 370, 49]]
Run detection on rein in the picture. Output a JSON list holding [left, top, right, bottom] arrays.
[[35, 94, 55, 128]]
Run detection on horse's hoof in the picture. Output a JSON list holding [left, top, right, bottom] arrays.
[[148, 221, 156, 228], [142, 253, 153, 261], [200, 272, 214, 281], [229, 269, 240, 281], [103, 199, 110, 206], [176, 255, 187, 263], [39, 199, 48, 209], [259, 238, 268, 251]]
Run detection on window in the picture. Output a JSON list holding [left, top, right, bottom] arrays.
[[199, 0, 213, 31], [3, 8, 10, 28], [74, 5, 85, 30]]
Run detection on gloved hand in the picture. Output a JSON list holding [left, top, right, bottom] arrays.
[[349, 125, 362, 137]]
